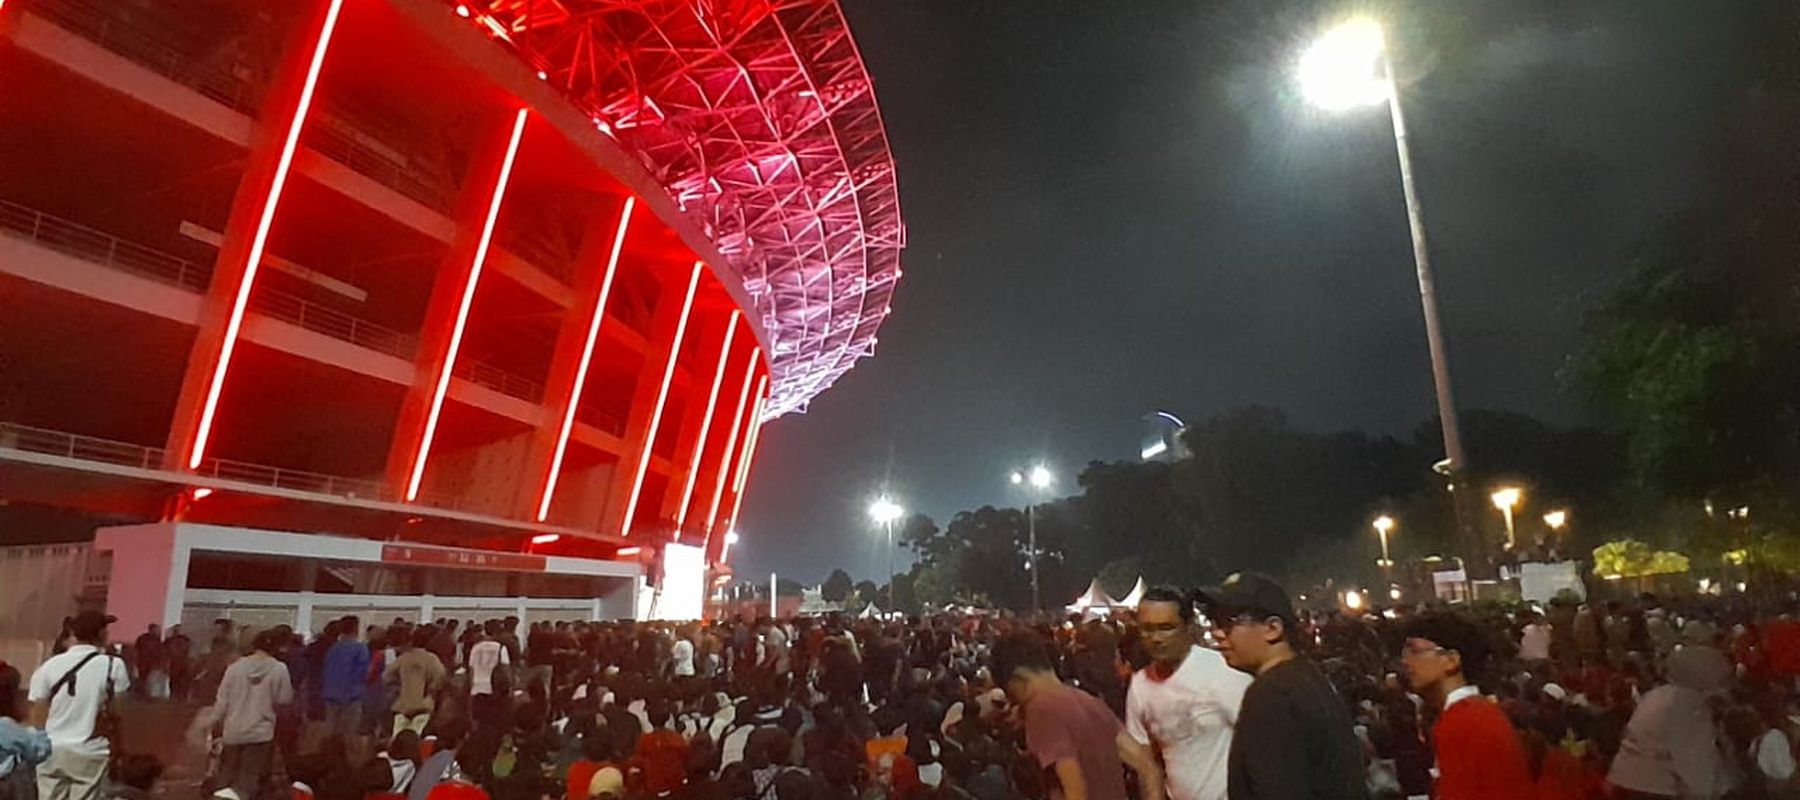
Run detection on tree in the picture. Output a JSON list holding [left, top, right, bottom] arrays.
[[1565, 259, 1793, 501], [853, 580, 879, 604], [1095, 558, 1142, 599], [821, 568, 854, 603], [1592, 539, 1690, 579]]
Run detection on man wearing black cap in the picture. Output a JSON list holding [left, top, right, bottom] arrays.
[[1195, 573, 1366, 800], [28, 610, 131, 800]]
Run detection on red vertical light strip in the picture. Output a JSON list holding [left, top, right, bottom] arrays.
[[732, 389, 768, 495], [720, 379, 770, 535], [186, 0, 344, 469], [674, 310, 742, 526], [704, 350, 760, 533], [536, 196, 637, 520], [617, 261, 704, 536], [405, 107, 530, 500]]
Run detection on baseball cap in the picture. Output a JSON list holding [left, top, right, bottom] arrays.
[[1193, 572, 1295, 626], [587, 766, 625, 800], [69, 610, 117, 641]]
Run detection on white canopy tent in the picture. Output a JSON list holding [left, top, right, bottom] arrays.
[[1065, 578, 1118, 615], [1066, 576, 1149, 616], [1118, 577, 1147, 607]]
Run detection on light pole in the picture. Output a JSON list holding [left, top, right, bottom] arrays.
[[1372, 515, 1396, 568], [1010, 465, 1053, 613], [1300, 19, 1477, 572], [868, 497, 904, 612], [1490, 487, 1522, 550]]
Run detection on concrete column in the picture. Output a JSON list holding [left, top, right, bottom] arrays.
[[657, 313, 736, 542], [598, 266, 701, 539], [384, 110, 531, 500], [701, 364, 763, 566], [715, 395, 768, 548], [520, 197, 636, 522], [93, 523, 190, 640], [295, 592, 315, 635], [163, 0, 345, 470]]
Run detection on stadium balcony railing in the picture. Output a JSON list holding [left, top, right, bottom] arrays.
[[0, 421, 464, 511], [24, 0, 458, 216], [0, 198, 544, 405]]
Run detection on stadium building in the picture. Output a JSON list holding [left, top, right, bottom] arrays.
[[0, 0, 902, 645]]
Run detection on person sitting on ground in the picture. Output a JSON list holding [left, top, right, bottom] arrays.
[[566, 735, 619, 800], [585, 766, 626, 800], [107, 755, 164, 800], [0, 663, 51, 797], [409, 719, 468, 800], [384, 730, 424, 794]]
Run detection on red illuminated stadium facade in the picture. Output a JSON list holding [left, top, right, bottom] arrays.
[[0, 0, 901, 630]]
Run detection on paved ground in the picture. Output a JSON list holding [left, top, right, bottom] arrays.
[[117, 699, 212, 799]]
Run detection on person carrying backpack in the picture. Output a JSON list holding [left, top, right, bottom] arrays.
[[27, 611, 131, 800]]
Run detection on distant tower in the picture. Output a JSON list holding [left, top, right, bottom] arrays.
[[1140, 411, 1188, 462]]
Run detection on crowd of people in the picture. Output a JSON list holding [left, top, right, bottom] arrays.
[[3, 573, 1799, 800]]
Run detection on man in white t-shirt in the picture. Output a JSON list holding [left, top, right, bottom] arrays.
[[1518, 611, 1552, 664], [466, 626, 509, 696], [1125, 587, 1251, 800], [671, 631, 696, 678], [29, 611, 132, 800]]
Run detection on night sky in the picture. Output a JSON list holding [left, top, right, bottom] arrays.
[[734, 2, 1744, 584]]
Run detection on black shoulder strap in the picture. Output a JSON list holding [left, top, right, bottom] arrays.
[[50, 651, 104, 697]]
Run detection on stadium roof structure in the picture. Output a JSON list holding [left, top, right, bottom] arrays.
[[460, 0, 904, 418]]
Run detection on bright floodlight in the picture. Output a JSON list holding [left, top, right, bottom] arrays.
[[868, 497, 904, 524], [1490, 486, 1522, 511], [1344, 589, 1365, 610], [1372, 515, 1395, 534], [1298, 18, 1390, 111], [1010, 471, 1024, 485], [1542, 510, 1567, 530], [1028, 465, 1053, 490]]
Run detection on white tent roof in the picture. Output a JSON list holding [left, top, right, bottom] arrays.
[[858, 603, 882, 619], [1066, 578, 1118, 611], [1119, 577, 1147, 607]]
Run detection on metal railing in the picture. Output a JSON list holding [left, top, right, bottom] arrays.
[[26, 0, 457, 216], [0, 200, 548, 406], [0, 200, 211, 292], [455, 359, 546, 404], [248, 289, 419, 362], [0, 421, 167, 471], [0, 422, 463, 511], [308, 114, 457, 214], [576, 403, 627, 436], [24, 0, 261, 114]]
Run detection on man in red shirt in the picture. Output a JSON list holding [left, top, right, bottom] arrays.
[[632, 701, 690, 797], [1401, 611, 1532, 800], [991, 632, 1163, 800]]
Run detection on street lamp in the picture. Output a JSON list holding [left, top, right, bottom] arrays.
[[1372, 515, 1396, 568], [1490, 487, 1522, 549], [869, 497, 904, 611], [1009, 464, 1054, 612], [1543, 509, 1567, 533], [1300, 19, 1474, 569]]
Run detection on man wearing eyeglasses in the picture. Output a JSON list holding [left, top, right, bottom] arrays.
[[1195, 573, 1367, 800], [1399, 612, 1531, 800], [1125, 586, 1251, 800]]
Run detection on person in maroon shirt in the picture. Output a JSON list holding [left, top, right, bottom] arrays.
[[991, 632, 1162, 800], [1401, 611, 1533, 800]]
